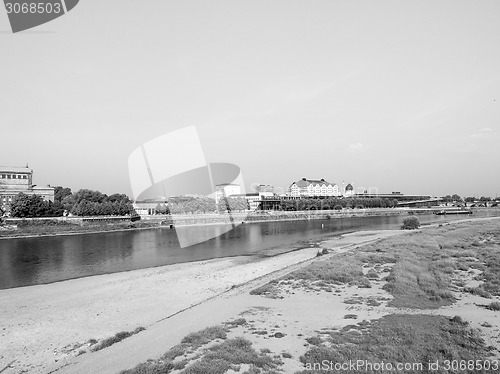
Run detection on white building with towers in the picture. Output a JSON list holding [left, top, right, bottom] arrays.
[[288, 178, 339, 198]]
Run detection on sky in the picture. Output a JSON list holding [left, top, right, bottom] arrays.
[[1, 0, 499, 199]]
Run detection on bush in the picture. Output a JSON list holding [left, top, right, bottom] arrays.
[[401, 216, 420, 230], [92, 326, 145, 352], [487, 301, 500, 311]]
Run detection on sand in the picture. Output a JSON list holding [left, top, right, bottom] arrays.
[[0, 229, 402, 374], [2, 219, 499, 374]]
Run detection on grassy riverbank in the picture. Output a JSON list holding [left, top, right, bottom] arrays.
[[118, 218, 500, 374], [2, 217, 500, 374], [0, 218, 162, 239]]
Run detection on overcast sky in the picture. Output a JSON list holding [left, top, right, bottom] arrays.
[[1, 0, 499, 198]]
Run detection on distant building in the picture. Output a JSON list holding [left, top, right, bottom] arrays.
[[288, 178, 339, 198], [256, 184, 274, 198], [0, 166, 54, 210], [133, 200, 163, 216], [344, 183, 354, 197], [257, 184, 274, 193], [215, 183, 241, 203]]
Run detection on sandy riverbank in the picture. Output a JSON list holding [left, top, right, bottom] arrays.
[[2, 217, 500, 374], [0, 229, 404, 374]]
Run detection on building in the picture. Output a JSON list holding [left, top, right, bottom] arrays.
[[256, 184, 274, 198], [344, 183, 354, 197], [215, 183, 241, 203], [133, 200, 164, 216], [0, 166, 54, 210], [288, 178, 339, 198]]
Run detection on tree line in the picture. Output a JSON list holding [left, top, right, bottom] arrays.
[[278, 197, 399, 211], [150, 196, 397, 215], [441, 195, 499, 204], [154, 196, 249, 214], [7, 187, 134, 218]]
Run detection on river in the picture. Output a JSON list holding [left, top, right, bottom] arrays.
[[0, 212, 496, 289]]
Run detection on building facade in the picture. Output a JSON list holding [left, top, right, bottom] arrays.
[[214, 183, 241, 203], [288, 178, 339, 198], [0, 166, 54, 210]]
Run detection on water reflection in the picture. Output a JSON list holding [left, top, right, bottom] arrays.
[[0, 212, 497, 289]]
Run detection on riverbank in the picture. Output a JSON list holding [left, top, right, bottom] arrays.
[[0, 227, 409, 374], [3, 207, 498, 240], [114, 216, 500, 374], [22, 216, 500, 374], [0, 209, 405, 239], [0, 221, 163, 240]]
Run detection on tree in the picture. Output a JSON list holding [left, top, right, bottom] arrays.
[[54, 186, 72, 203], [451, 194, 462, 202], [10, 193, 51, 218], [106, 193, 131, 204], [401, 216, 420, 230], [217, 197, 229, 212], [442, 195, 452, 203], [155, 203, 169, 214]]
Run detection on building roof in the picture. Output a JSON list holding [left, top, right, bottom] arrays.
[[32, 186, 55, 192], [345, 183, 353, 190], [292, 178, 336, 188], [0, 166, 32, 173]]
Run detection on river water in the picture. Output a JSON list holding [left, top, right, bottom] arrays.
[[0, 212, 496, 289]]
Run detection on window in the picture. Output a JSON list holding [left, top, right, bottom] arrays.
[[7, 175, 11, 179], [1, 174, 4, 179], [23, 175, 27, 179]]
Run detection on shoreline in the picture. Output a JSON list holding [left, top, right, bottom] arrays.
[[0, 209, 401, 240], [0, 228, 410, 374], [2, 217, 500, 374], [2, 207, 497, 240], [61, 216, 500, 374]]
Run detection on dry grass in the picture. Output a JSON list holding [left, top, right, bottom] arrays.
[[91, 327, 145, 352], [252, 220, 500, 309], [181, 337, 282, 374], [298, 314, 495, 374], [120, 322, 282, 374]]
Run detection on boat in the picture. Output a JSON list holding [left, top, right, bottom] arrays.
[[434, 210, 473, 215]]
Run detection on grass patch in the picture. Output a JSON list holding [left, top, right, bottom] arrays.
[[91, 326, 145, 352], [286, 253, 366, 286], [181, 337, 282, 374], [121, 324, 281, 374], [464, 286, 493, 299], [297, 314, 495, 373], [181, 326, 227, 346], [486, 301, 500, 311], [224, 318, 247, 328], [344, 314, 358, 319], [250, 220, 500, 309], [250, 281, 282, 298]]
